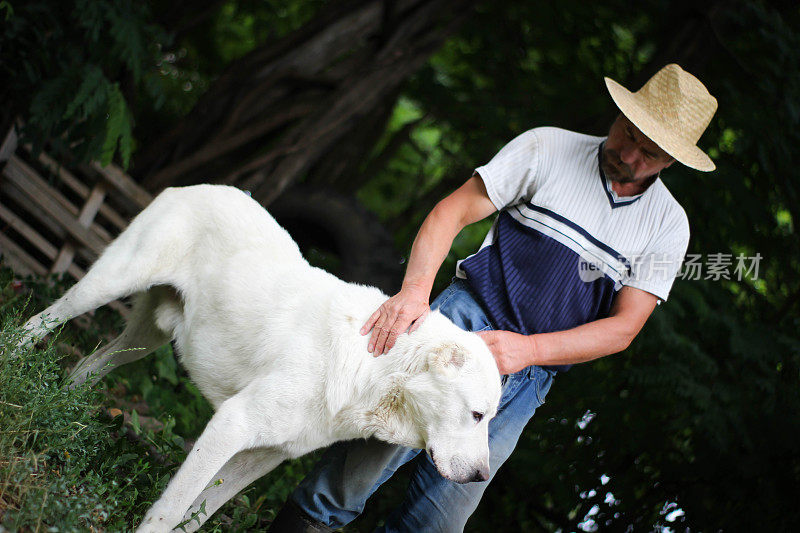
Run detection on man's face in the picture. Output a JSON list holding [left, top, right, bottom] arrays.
[[602, 114, 675, 184]]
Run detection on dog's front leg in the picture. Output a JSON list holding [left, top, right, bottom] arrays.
[[177, 447, 287, 532], [136, 395, 257, 533]]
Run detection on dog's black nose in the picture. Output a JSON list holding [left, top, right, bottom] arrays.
[[471, 468, 489, 482]]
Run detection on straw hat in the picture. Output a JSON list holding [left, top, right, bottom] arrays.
[[605, 64, 717, 171]]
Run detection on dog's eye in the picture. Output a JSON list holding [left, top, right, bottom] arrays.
[[472, 411, 484, 423]]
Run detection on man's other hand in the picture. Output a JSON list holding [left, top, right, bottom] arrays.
[[477, 330, 536, 375], [361, 288, 430, 355]]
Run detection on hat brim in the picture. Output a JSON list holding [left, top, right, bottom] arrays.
[[605, 77, 716, 172]]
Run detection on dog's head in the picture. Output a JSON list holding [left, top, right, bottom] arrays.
[[382, 312, 502, 484]]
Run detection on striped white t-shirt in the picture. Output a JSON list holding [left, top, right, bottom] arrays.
[[456, 127, 690, 369]]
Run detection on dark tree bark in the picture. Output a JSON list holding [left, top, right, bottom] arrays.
[[136, 0, 474, 205]]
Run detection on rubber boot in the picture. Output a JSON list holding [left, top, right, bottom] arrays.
[[267, 500, 335, 533]]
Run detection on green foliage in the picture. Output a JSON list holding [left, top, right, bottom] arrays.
[[0, 279, 167, 529], [1, 0, 329, 167], [0, 1, 13, 20], [356, 0, 800, 530], [1, 0, 166, 167], [486, 277, 800, 531], [207, 0, 324, 65], [0, 269, 317, 530], [137, 0, 325, 123]]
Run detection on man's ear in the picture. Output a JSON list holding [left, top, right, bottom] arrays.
[[428, 343, 466, 376]]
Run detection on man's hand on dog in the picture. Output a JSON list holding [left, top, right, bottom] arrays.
[[362, 290, 538, 375], [362, 287, 430, 355], [477, 330, 536, 375]]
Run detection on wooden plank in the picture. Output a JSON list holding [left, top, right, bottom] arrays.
[[34, 149, 90, 197], [0, 222, 126, 316], [0, 202, 59, 260], [0, 233, 49, 276], [1, 184, 95, 271], [108, 299, 129, 317], [96, 200, 128, 233], [34, 150, 128, 231], [0, 125, 18, 163], [79, 183, 107, 225], [66, 261, 85, 280], [3, 156, 109, 255], [51, 247, 76, 275], [90, 162, 152, 210], [3, 167, 125, 278], [2, 180, 114, 278], [0, 157, 128, 316], [97, 202, 128, 232], [0, 242, 127, 318], [1, 180, 69, 246], [0, 253, 38, 277], [5, 155, 113, 246], [0, 179, 102, 270], [9, 156, 81, 218], [52, 183, 107, 274], [7, 154, 114, 243]]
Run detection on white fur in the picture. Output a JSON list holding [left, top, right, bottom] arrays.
[[20, 185, 502, 532]]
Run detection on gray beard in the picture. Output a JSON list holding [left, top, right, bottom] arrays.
[[600, 148, 659, 187], [600, 150, 634, 183], [607, 171, 636, 184]]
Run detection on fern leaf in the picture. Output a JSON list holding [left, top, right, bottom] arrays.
[[63, 65, 107, 121], [108, 3, 148, 82], [75, 0, 109, 43], [99, 83, 133, 168]]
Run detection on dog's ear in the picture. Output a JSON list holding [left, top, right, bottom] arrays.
[[428, 343, 466, 377]]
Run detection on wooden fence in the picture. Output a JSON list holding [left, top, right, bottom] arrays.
[[0, 125, 153, 315]]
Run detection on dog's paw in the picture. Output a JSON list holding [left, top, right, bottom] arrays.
[[16, 313, 50, 350], [135, 512, 174, 533]]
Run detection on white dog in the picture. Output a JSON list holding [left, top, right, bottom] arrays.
[[20, 185, 502, 532]]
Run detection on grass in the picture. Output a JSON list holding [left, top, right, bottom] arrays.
[[0, 268, 318, 531]]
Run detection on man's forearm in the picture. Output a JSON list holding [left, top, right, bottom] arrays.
[[531, 316, 637, 366], [362, 176, 497, 354], [402, 176, 497, 299], [400, 203, 464, 300], [479, 317, 638, 374]]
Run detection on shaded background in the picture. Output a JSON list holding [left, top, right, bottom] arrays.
[[1, 0, 799, 530]]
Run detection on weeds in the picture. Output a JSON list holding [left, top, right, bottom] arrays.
[[0, 269, 317, 531]]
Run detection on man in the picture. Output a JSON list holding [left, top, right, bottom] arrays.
[[269, 64, 717, 532]]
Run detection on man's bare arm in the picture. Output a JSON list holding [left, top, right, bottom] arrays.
[[478, 286, 659, 374], [363, 175, 497, 354]]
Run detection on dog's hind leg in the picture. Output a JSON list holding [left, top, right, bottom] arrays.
[[177, 448, 286, 532], [69, 286, 180, 387], [21, 192, 194, 347]]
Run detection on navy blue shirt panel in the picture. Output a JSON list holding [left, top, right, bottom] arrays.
[[460, 211, 618, 372]]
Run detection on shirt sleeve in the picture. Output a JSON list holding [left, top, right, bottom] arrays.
[[623, 208, 690, 303], [474, 129, 541, 210]]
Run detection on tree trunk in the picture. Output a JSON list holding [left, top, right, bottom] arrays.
[[136, 0, 473, 205]]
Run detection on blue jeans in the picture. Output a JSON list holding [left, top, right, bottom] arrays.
[[290, 279, 555, 532]]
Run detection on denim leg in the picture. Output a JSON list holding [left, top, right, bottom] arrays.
[[378, 366, 554, 532], [290, 439, 421, 528]]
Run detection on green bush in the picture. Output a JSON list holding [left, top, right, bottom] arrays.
[[0, 0, 167, 168], [0, 270, 317, 531]]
